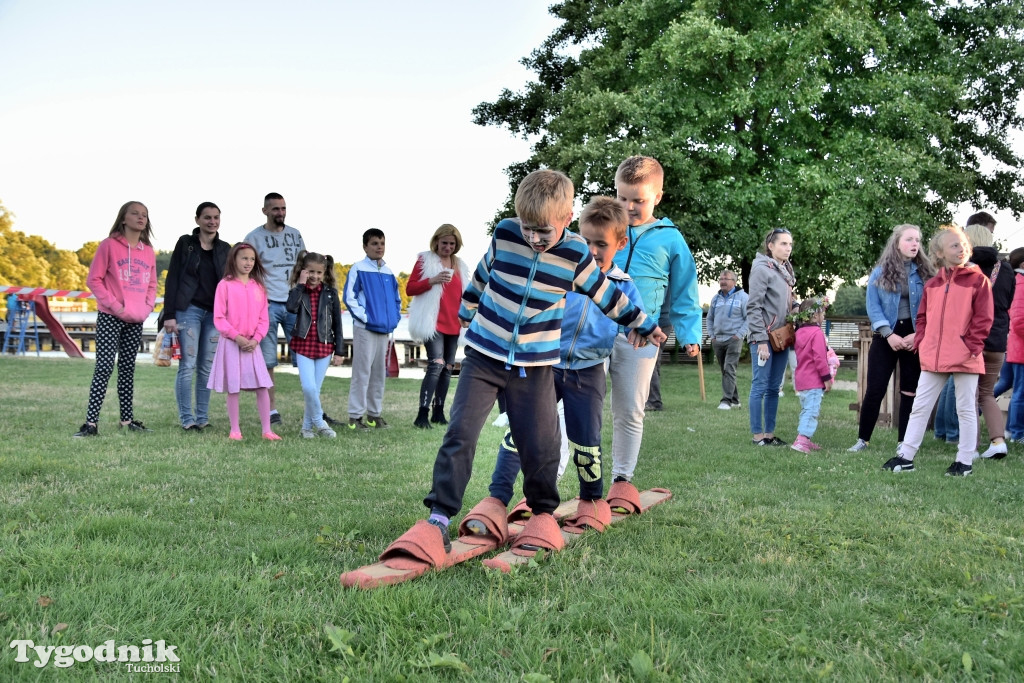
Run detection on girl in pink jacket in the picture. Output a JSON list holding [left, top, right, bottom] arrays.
[[884, 225, 994, 476], [791, 298, 833, 453], [207, 243, 279, 441], [74, 202, 157, 438]]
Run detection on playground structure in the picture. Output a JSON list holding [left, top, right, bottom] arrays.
[[2, 286, 89, 358]]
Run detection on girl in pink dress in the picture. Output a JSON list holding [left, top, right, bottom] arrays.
[[208, 243, 279, 441]]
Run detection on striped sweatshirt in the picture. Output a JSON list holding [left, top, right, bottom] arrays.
[[460, 218, 655, 366]]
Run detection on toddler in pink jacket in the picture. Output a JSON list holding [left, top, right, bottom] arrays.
[[791, 298, 833, 453]]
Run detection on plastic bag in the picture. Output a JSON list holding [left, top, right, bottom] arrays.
[[154, 329, 173, 367]]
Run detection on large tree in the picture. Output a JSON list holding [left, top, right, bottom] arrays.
[[474, 0, 1024, 294]]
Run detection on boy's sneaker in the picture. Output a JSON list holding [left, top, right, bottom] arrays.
[[301, 428, 316, 439], [847, 438, 869, 453], [980, 442, 1008, 459], [316, 426, 337, 438], [752, 437, 771, 446], [426, 518, 451, 553], [765, 436, 788, 447], [791, 435, 811, 453], [366, 415, 390, 429], [731, 401, 742, 409], [269, 412, 282, 425], [322, 412, 342, 426], [718, 401, 731, 411], [945, 461, 973, 477], [882, 456, 915, 472], [347, 417, 370, 432], [73, 423, 98, 438], [120, 420, 151, 432]]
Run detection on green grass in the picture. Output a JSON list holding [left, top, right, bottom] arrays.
[[0, 357, 1022, 681]]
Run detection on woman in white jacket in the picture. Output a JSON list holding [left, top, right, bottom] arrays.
[[406, 224, 471, 428]]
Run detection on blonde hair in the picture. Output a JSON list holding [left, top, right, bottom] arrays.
[[578, 196, 628, 241], [965, 223, 994, 249], [430, 224, 463, 255], [514, 169, 573, 226], [930, 224, 972, 269], [615, 156, 664, 191]]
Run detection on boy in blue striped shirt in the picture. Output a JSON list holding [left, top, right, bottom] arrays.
[[419, 169, 666, 552]]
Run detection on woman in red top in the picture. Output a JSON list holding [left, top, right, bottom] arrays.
[[884, 225, 994, 476], [406, 224, 472, 428]]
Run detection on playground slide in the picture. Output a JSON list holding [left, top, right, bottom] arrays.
[[31, 295, 85, 358]]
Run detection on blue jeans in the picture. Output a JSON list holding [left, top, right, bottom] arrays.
[[1007, 363, 1024, 440], [749, 344, 789, 435], [993, 359, 1013, 398], [933, 376, 959, 442], [174, 305, 218, 427], [797, 388, 824, 438], [295, 353, 331, 430], [258, 301, 295, 369]]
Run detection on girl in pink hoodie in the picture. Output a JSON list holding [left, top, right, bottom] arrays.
[[74, 202, 157, 438]]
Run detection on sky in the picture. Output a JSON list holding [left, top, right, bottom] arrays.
[[0, 0, 561, 278], [2, 0, 1022, 300]]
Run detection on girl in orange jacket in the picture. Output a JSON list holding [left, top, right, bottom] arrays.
[[883, 225, 994, 476]]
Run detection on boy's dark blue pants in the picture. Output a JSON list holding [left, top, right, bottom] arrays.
[[424, 348, 561, 519], [490, 364, 606, 503]]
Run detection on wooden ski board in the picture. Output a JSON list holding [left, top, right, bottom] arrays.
[[482, 488, 672, 573], [339, 497, 581, 589]]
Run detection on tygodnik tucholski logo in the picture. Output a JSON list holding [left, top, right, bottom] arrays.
[[9, 638, 180, 672]]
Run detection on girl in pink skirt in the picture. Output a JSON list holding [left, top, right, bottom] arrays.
[[208, 243, 280, 441]]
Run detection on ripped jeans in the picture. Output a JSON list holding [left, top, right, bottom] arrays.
[[418, 332, 459, 409]]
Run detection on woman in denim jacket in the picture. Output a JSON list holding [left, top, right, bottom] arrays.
[[848, 224, 934, 452]]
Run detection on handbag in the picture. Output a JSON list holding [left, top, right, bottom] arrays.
[[386, 337, 399, 378], [767, 318, 795, 352]]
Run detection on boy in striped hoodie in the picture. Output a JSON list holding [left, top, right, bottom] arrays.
[[420, 170, 667, 552]]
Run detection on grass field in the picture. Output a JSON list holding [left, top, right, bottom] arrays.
[[0, 356, 1021, 681]]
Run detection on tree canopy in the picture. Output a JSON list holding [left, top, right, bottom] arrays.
[[474, 0, 1024, 294]]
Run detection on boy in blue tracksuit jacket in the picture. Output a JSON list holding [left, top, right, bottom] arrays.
[[609, 156, 703, 484], [485, 197, 643, 512], [343, 228, 401, 429]]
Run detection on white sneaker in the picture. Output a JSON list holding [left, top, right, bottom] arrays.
[[778, 390, 785, 397], [718, 401, 731, 410], [847, 438, 869, 452], [980, 442, 1008, 459], [732, 402, 742, 409], [317, 426, 337, 438], [301, 428, 316, 439], [492, 412, 509, 428]]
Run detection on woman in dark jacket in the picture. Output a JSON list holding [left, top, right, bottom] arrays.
[[966, 224, 1015, 458], [163, 202, 231, 430]]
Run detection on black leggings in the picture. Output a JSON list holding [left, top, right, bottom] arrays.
[[858, 319, 920, 442], [84, 312, 143, 424]]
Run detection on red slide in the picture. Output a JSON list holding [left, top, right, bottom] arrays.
[[31, 295, 85, 358]]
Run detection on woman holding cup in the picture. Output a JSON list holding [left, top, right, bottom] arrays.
[[406, 224, 471, 428]]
